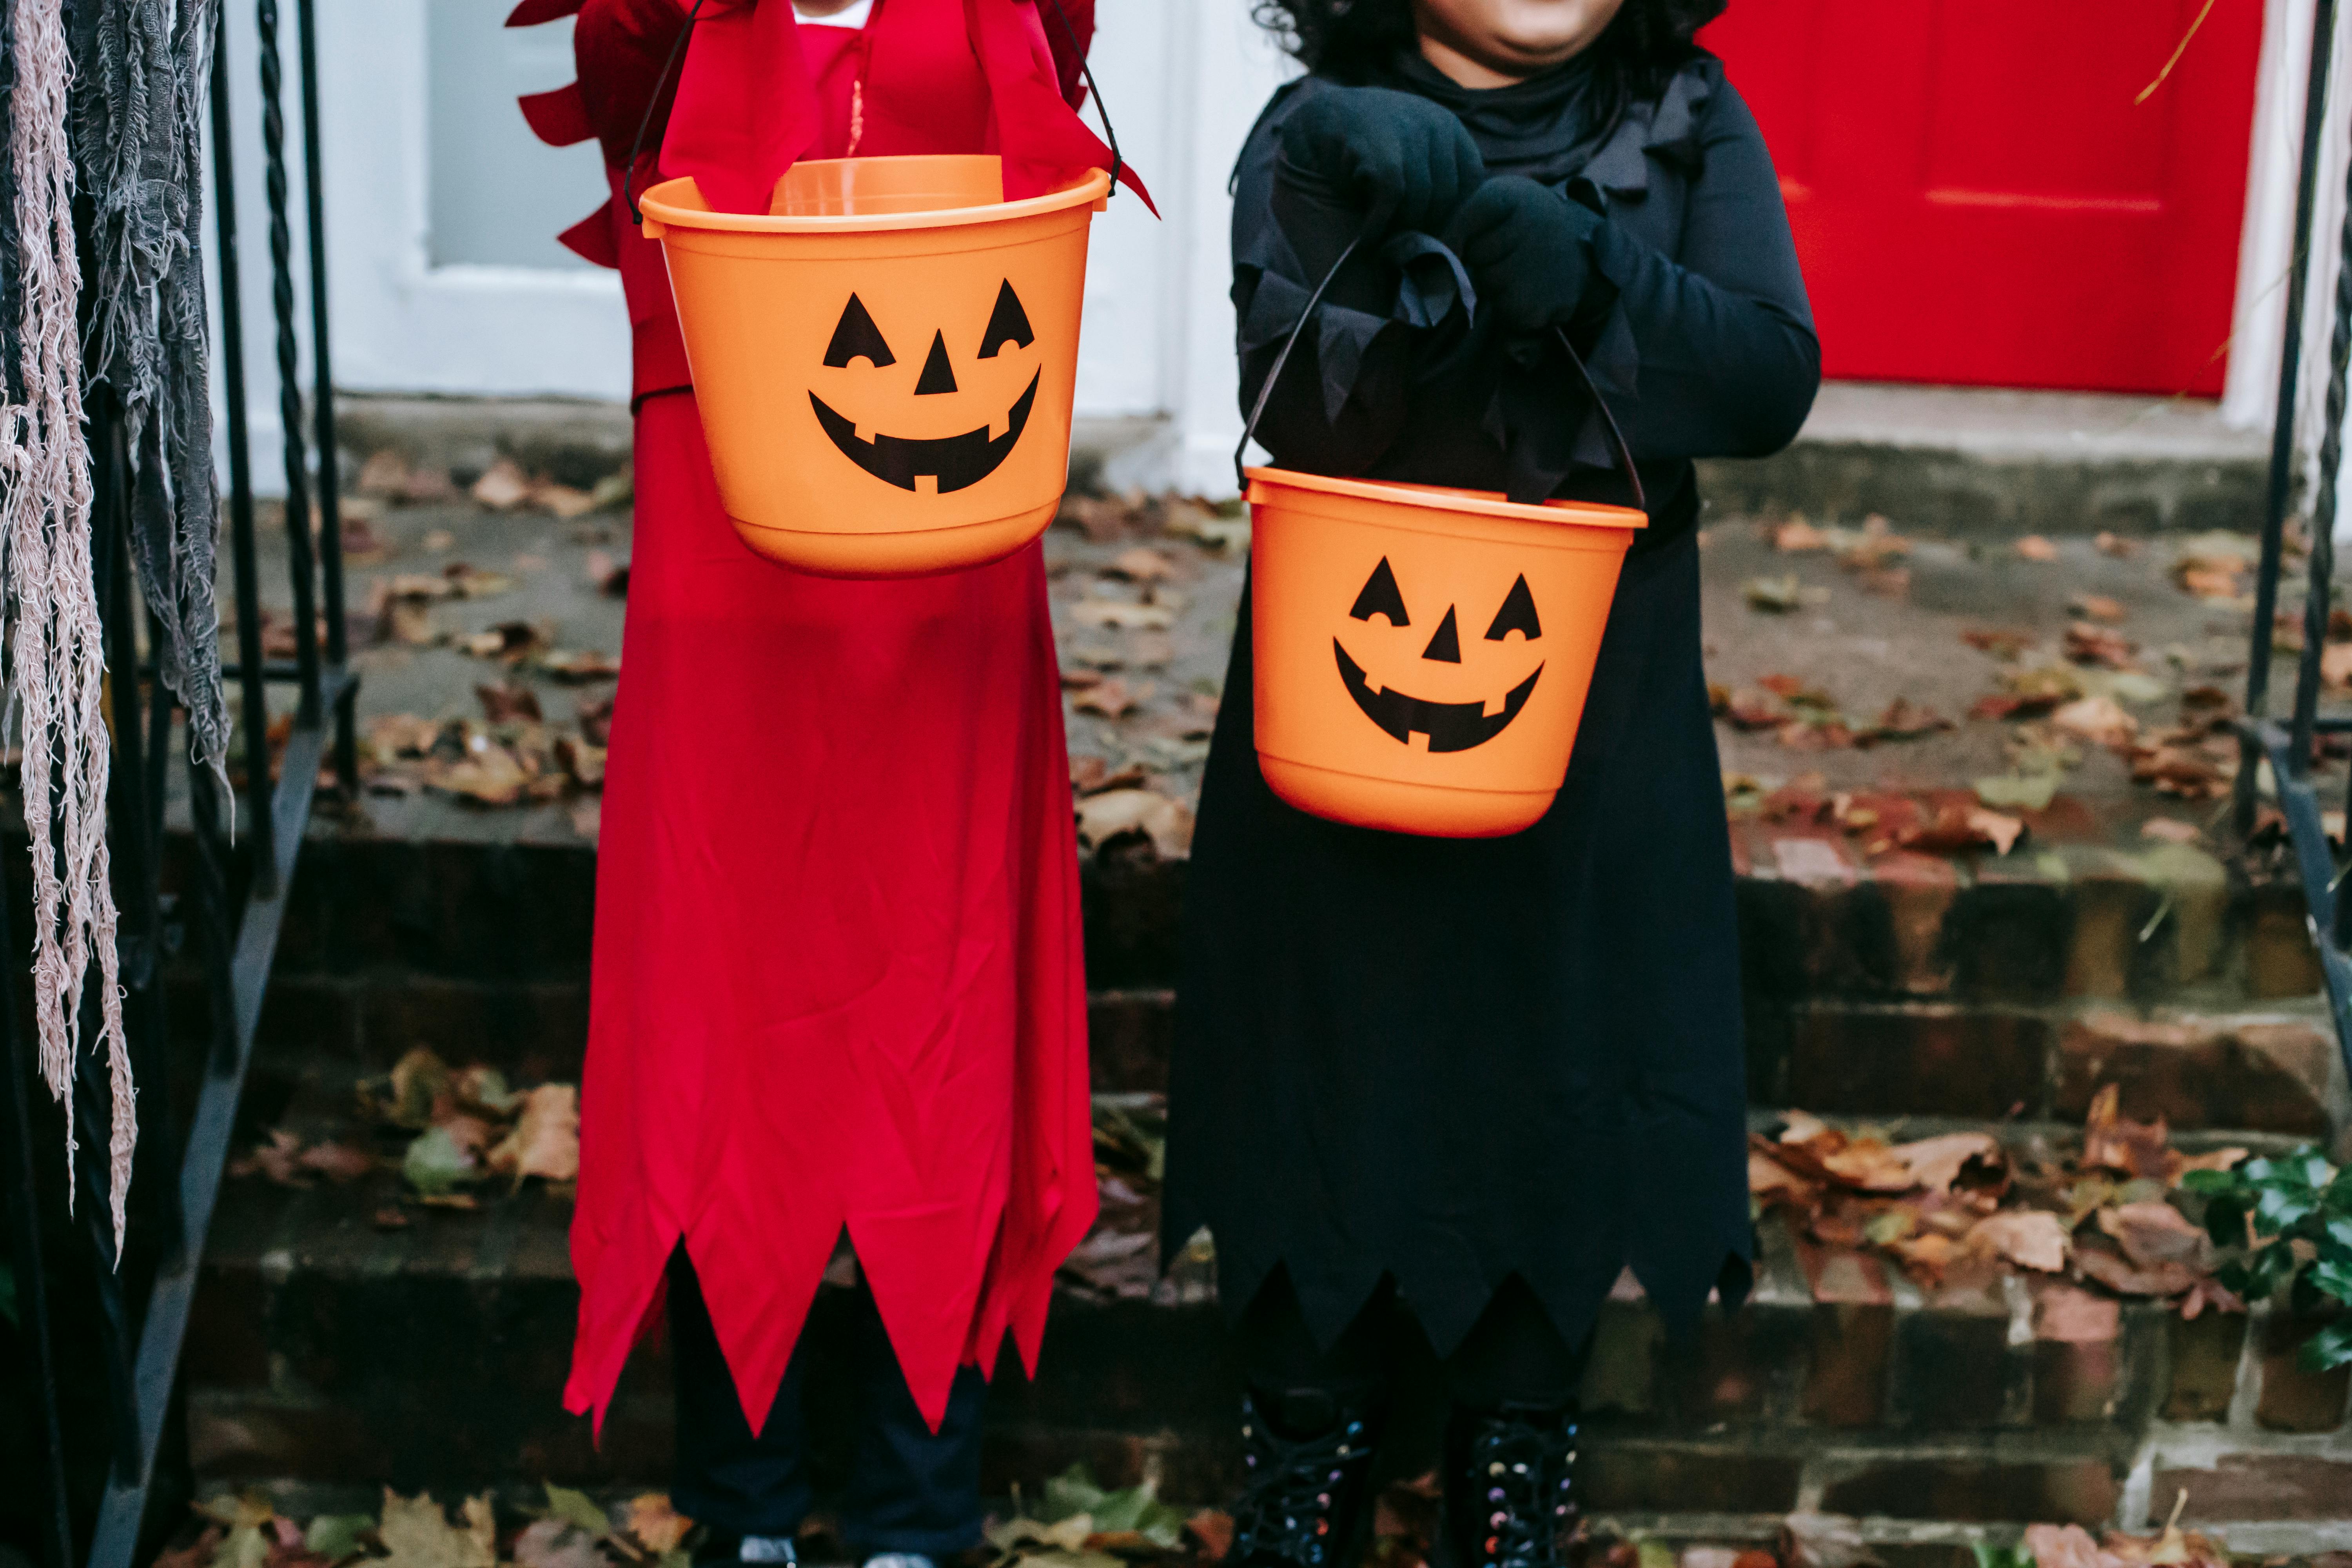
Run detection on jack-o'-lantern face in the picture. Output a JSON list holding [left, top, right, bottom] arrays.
[[1333, 556, 1545, 752], [808, 279, 1040, 495]]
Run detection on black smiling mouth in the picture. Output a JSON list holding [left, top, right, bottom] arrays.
[[809, 369, 1040, 494], [1336, 640, 1541, 753]]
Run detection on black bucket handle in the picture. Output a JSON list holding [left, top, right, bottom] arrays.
[[624, 0, 1124, 226], [1232, 209, 1647, 516]]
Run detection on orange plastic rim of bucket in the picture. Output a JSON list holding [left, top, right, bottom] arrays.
[[1246, 465, 1646, 838], [639, 156, 1111, 577]]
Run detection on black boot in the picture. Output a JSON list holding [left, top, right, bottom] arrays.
[[1229, 1389, 1382, 1568], [1444, 1404, 1581, 1568]]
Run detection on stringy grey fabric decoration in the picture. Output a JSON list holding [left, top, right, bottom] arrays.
[[3, 0, 135, 1250], [73, 0, 227, 788]]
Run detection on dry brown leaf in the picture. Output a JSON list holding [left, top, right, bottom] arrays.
[[469, 459, 533, 511], [2052, 694, 2138, 749], [2323, 642, 2352, 691], [298, 1142, 376, 1183], [377, 1492, 495, 1568], [1778, 1512, 1884, 1568], [1107, 547, 1178, 582], [1073, 678, 1149, 719], [475, 683, 542, 723], [619, 1495, 692, 1555], [1186, 1510, 1235, 1563], [488, 1085, 581, 1186], [2099, 1200, 2210, 1271], [1075, 788, 1194, 860], [2071, 593, 2128, 623], [2141, 817, 2202, 844], [385, 1047, 452, 1129], [2063, 621, 2139, 670], [1891, 1131, 2008, 1200], [1071, 597, 1174, 631], [1769, 519, 1829, 552], [1966, 1209, 2068, 1271], [2015, 535, 2060, 562], [539, 649, 622, 682], [2082, 1083, 2179, 1182], [230, 1129, 307, 1185], [1963, 627, 2036, 659], [2075, 1246, 2201, 1298], [2094, 532, 2141, 558]]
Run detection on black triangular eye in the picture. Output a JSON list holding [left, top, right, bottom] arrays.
[[978, 280, 1034, 359], [1484, 574, 1541, 642], [824, 293, 895, 368], [1420, 607, 1461, 663], [1348, 557, 1409, 626]]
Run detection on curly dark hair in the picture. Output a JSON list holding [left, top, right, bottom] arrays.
[[1254, 0, 1726, 108]]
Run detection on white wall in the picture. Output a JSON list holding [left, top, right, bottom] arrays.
[[209, 0, 1292, 498]]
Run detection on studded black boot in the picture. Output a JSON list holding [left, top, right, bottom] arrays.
[[1228, 1390, 1382, 1568], [1444, 1404, 1581, 1568]]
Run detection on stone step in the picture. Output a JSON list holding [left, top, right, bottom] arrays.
[[218, 817, 2346, 1141], [185, 1110, 2349, 1544], [335, 386, 2267, 541], [1694, 383, 2267, 539]]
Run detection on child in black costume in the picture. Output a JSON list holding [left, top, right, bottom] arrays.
[[1164, 2, 1818, 1566]]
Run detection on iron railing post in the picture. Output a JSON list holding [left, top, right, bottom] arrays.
[[294, 0, 358, 791], [256, 0, 324, 728]]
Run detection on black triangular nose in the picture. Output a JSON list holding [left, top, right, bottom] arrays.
[[915, 330, 958, 395], [1421, 606, 1461, 663]]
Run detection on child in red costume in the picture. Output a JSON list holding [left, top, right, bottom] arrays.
[[504, 1, 1140, 1560]]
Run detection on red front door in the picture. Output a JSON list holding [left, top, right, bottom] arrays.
[[1702, 0, 2264, 396]]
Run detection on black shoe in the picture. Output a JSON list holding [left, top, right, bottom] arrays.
[[1229, 1389, 1382, 1568], [1445, 1404, 1581, 1568]]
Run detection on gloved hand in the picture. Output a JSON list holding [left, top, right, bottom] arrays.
[[1278, 85, 1486, 236], [1447, 175, 1605, 338]]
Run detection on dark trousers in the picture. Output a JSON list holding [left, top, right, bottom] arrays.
[[1233, 1269, 1592, 1417], [668, 1250, 989, 1557]]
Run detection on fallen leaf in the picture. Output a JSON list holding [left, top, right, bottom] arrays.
[[1073, 678, 1149, 719], [488, 1084, 581, 1187], [298, 1142, 376, 1183], [2323, 643, 2352, 690], [372, 1205, 411, 1231], [1778, 1513, 1884, 1568], [540, 1485, 612, 1538], [303, 1517, 376, 1566], [1963, 627, 2036, 659], [584, 550, 630, 597], [2141, 817, 2201, 844], [539, 649, 621, 683], [2074, 1246, 2201, 1299], [511, 1522, 603, 1568], [2052, 694, 2138, 749], [1106, 547, 1177, 582], [1186, 1511, 1235, 1563], [2020, 1525, 2111, 1568], [1966, 1209, 2069, 1271], [2064, 621, 2140, 670], [403, 1125, 481, 1197], [1891, 1131, 2008, 1200], [1974, 773, 2059, 812], [1074, 789, 1193, 860], [1071, 597, 1174, 631], [1769, 519, 1829, 552], [421, 528, 456, 551], [455, 621, 547, 662], [2099, 1200, 2210, 1272], [383, 1047, 452, 1129], [377, 1493, 495, 1568], [2071, 593, 2128, 623], [2082, 1083, 2178, 1182], [2015, 535, 2059, 563], [2094, 532, 2141, 558], [475, 683, 542, 723], [230, 1129, 307, 1185], [619, 1495, 692, 1556], [469, 459, 533, 512], [1858, 697, 1952, 744], [1742, 574, 1824, 613]]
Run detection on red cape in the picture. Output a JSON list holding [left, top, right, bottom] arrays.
[[514, 0, 1116, 1433]]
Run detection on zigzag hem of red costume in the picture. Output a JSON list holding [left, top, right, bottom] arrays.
[[509, 0, 1136, 1435]]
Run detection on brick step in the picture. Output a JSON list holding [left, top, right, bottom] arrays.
[[221, 817, 2346, 1139], [186, 1116, 2350, 1541]]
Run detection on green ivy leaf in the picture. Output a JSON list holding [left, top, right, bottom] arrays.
[[2296, 1318, 2352, 1373]]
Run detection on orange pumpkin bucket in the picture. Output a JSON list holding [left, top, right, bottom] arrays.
[[1240, 224, 1649, 838], [1247, 470, 1643, 838], [638, 155, 1109, 577]]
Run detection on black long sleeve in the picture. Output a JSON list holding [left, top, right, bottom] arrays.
[[1230, 60, 1820, 527]]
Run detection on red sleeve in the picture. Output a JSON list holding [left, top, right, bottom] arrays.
[[1029, 0, 1093, 108]]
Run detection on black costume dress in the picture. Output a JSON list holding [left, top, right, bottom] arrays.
[[1165, 49, 1821, 1359]]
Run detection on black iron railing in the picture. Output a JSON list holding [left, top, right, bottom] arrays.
[[1, 1, 355, 1564], [2238, 0, 2352, 1077]]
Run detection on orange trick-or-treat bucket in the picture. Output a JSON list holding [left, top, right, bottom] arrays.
[[639, 155, 1109, 577], [1247, 468, 1645, 838]]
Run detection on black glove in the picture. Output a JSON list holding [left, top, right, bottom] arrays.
[[1278, 85, 1486, 236], [1447, 175, 1605, 338]]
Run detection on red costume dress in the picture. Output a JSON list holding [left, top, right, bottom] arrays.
[[508, 0, 1141, 1434]]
